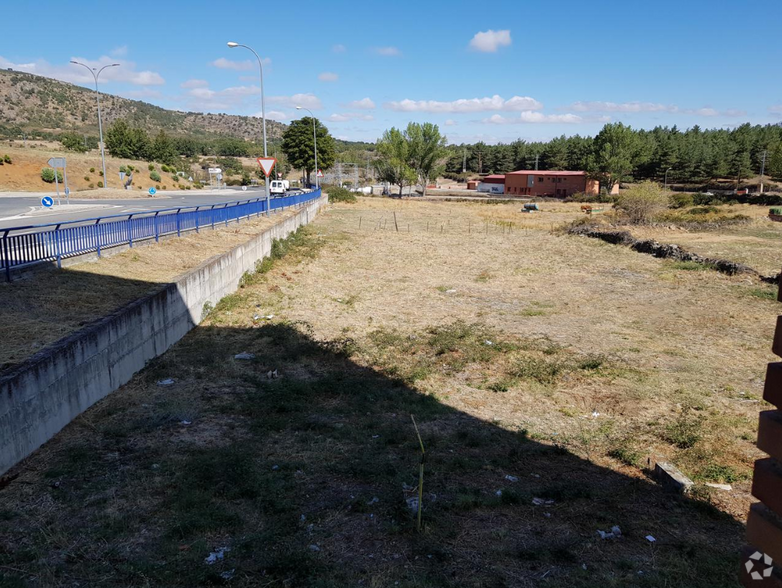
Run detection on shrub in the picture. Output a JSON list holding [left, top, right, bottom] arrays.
[[83, 175, 90, 181], [770, 207, 782, 216], [172, 175, 179, 183], [40, 168, 63, 183], [127, 165, 135, 172], [99, 170, 104, 176], [614, 181, 670, 224], [88, 183, 94, 189], [119, 165, 127, 173], [148, 163, 155, 171], [670, 193, 694, 208], [149, 170, 162, 182], [162, 185, 167, 190], [89, 167, 95, 173], [97, 181, 104, 188], [327, 186, 357, 203], [3, 154, 11, 164], [156, 185, 161, 190], [160, 164, 170, 173]]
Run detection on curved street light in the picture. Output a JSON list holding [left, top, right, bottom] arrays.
[[227, 42, 269, 211], [70, 61, 119, 188], [296, 106, 318, 189]]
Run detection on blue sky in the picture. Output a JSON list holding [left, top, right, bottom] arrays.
[[2, 0, 781, 144]]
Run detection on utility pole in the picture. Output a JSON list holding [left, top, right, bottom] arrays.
[[535, 154, 539, 171], [462, 148, 467, 173], [760, 150, 768, 194]]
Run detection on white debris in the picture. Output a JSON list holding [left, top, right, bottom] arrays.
[[271, 465, 279, 471], [543, 512, 552, 518], [264, 314, 274, 320], [645, 535, 656, 543], [180, 420, 192, 426], [309, 544, 320, 552], [495, 490, 503, 497], [204, 546, 230, 565], [582, 564, 587, 571], [372, 435, 380, 439], [597, 526, 622, 540], [220, 569, 235, 580], [445, 289, 457, 294], [266, 369, 279, 379], [504, 475, 519, 482], [485, 340, 494, 346], [705, 483, 732, 491], [367, 497, 379, 505], [591, 410, 600, 418], [157, 378, 175, 387], [234, 352, 255, 360], [532, 497, 555, 506]]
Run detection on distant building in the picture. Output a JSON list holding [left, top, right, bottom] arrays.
[[504, 170, 617, 197], [477, 174, 506, 194]]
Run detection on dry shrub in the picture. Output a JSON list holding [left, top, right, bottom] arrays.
[[614, 181, 670, 224]]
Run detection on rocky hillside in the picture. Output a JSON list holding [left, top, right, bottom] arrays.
[[0, 69, 286, 141]]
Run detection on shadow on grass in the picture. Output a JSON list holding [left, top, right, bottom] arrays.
[[0, 313, 745, 588]]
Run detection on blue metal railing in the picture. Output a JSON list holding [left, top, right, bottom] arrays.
[[1, 189, 322, 281]]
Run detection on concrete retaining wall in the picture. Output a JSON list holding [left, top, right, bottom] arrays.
[[0, 195, 326, 476]]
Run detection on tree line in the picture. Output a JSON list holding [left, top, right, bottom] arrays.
[[445, 123, 782, 189]]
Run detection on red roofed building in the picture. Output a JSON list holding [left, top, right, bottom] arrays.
[[504, 170, 615, 198], [477, 174, 506, 194]]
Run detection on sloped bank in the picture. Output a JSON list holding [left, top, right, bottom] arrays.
[[0, 194, 327, 476], [569, 225, 779, 283]]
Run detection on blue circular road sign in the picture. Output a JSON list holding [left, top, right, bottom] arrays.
[[148, 187, 157, 195], [41, 196, 54, 208]]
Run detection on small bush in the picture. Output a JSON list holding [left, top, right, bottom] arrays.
[[663, 406, 702, 449], [160, 164, 170, 173], [614, 181, 670, 224], [40, 168, 63, 183], [149, 171, 162, 182], [119, 165, 127, 173], [99, 170, 104, 176], [327, 186, 357, 203], [171, 175, 179, 183], [97, 181, 104, 188], [670, 193, 694, 208], [148, 163, 155, 171], [3, 154, 11, 164], [770, 207, 782, 216], [83, 176, 90, 181], [89, 167, 95, 173], [127, 165, 135, 172], [88, 183, 95, 189]]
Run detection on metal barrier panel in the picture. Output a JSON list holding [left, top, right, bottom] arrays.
[[1, 189, 322, 279]]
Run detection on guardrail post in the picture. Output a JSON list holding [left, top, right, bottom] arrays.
[[54, 224, 62, 268], [154, 212, 160, 242], [195, 207, 200, 233], [95, 219, 102, 258], [2, 230, 10, 282], [225, 204, 229, 227], [127, 214, 134, 248], [236, 201, 241, 224], [176, 209, 182, 237], [211, 205, 216, 230]]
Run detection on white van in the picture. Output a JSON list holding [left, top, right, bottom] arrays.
[[270, 180, 289, 195]]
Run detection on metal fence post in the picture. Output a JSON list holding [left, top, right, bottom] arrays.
[[154, 212, 160, 242], [236, 201, 241, 224], [95, 219, 102, 258], [211, 205, 216, 230], [127, 214, 134, 248], [176, 209, 182, 237], [195, 207, 200, 233], [2, 230, 10, 282], [54, 224, 62, 268]]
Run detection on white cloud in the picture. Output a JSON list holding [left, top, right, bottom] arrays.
[[468, 29, 512, 53], [110, 45, 128, 58], [385, 95, 542, 113], [483, 112, 607, 124], [181, 79, 209, 89], [268, 93, 322, 110], [444, 119, 457, 126], [121, 88, 162, 99], [328, 112, 374, 122], [770, 104, 782, 114], [374, 46, 401, 56], [0, 55, 165, 86], [569, 101, 745, 117], [332, 44, 346, 53], [254, 110, 288, 121], [318, 72, 339, 82], [211, 56, 270, 71], [346, 97, 375, 110]]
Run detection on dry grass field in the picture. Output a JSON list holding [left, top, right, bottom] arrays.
[[0, 197, 778, 587]]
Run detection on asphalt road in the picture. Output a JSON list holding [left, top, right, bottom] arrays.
[[0, 187, 295, 229]]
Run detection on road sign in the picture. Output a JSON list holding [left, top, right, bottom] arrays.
[[242, 186, 247, 191], [119, 171, 126, 181], [41, 196, 54, 208], [65, 187, 70, 196], [316, 169, 324, 178], [207, 167, 222, 174], [48, 157, 67, 168], [257, 157, 276, 177], [148, 187, 157, 195]]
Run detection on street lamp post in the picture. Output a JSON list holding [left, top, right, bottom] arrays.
[[664, 167, 672, 190], [296, 106, 318, 189], [70, 61, 119, 188], [227, 42, 270, 214]]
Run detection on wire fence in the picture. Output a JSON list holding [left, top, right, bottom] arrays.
[[1, 189, 322, 281]]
